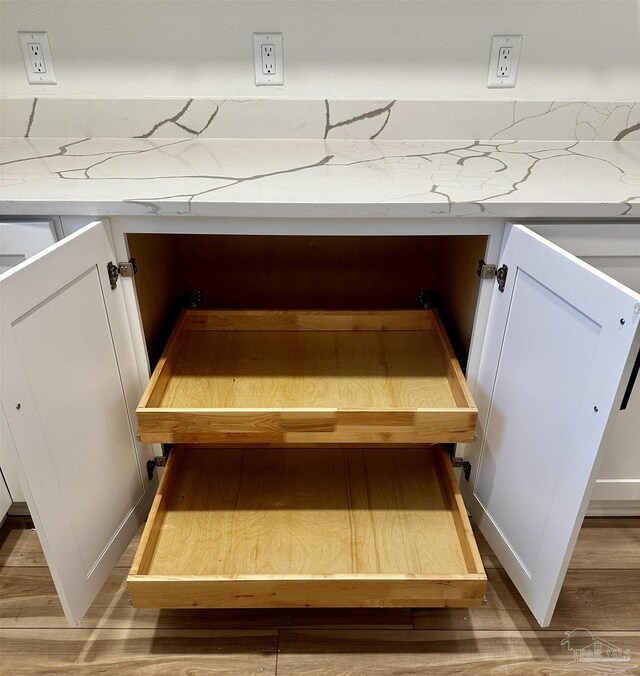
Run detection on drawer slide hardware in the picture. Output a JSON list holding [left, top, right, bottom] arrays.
[[189, 289, 204, 309], [451, 457, 472, 481], [417, 289, 434, 309], [146, 456, 166, 481], [477, 260, 509, 293], [107, 258, 138, 290]]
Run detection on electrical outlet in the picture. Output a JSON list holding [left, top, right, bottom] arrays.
[[262, 44, 275, 75], [19, 31, 56, 84], [487, 35, 521, 88], [28, 42, 46, 73], [497, 47, 513, 77], [253, 33, 283, 85]]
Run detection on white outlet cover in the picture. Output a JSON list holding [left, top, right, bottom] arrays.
[[487, 35, 522, 89], [253, 33, 284, 86], [19, 31, 57, 84]]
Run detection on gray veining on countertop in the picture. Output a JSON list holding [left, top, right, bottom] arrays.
[[2, 98, 639, 142], [1, 136, 638, 218]]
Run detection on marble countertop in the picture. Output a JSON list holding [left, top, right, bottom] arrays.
[[1, 136, 639, 218]]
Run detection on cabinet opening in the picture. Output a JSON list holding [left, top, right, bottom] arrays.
[[126, 234, 488, 371]]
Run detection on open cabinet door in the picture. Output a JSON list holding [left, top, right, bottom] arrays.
[[463, 223, 640, 627], [0, 221, 155, 625]]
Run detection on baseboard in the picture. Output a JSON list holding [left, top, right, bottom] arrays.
[[587, 500, 640, 517]]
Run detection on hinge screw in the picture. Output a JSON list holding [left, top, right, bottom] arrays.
[[620, 318, 626, 325], [594, 406, 599, 412]]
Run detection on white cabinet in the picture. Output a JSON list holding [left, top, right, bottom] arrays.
[[461, 224, 640, 626], [1, 218, 638, 628], [0, 219, 59, 506], [0, 223, 156, 625], [530, 223, 640, 514]]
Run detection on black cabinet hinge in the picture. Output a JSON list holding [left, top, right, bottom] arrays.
[[477, 260, 508, 293], [146, 456, 166, 481], [417, 289, 435, 309], [451, 457, 472, 481], [107, 258, 138, 290]]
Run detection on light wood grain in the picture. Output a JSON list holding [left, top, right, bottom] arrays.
[[276, 630, 640, 675], [571, 517, 640, 569], [182, 309, 437, 331], [431, 310, 476, 409], [472, 518, 640, 571], [128, 447, 486, 608], [437, 452, 484, 576], [0, 568, 415, 630], [160, 329, 454, 408], [127, 233, 188, 369], [176, 234, 445, 313], [437, 234, 488, 370], [1, 515, 640, 673], [129, 452, 178, 577], [137, 311, 189, 409], [3, 566, 640, 631], [0, 628, 277, 675], [129, 233, 486, 377], [136, 310, 478, 444], [137, 409, 478, 444], [413, 567, 640, 631]]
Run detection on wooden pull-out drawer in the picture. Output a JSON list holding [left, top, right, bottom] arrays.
[[127, 446, 486, 609], [136, 310, 477, 444]]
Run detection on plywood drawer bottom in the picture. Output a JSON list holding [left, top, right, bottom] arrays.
[[128, 446, 486, 609], [136, 310, 478, 445]]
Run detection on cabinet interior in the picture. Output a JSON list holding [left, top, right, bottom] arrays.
[[126, 233, 488, 608], [127, 234, 488, 371]]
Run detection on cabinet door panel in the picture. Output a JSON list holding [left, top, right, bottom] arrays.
[[0, 221, 155, 625], [464, 223, 640, 627], [0, 219, 59, 501]]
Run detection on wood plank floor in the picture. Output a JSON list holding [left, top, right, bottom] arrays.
[[0, 515, 638, 674]]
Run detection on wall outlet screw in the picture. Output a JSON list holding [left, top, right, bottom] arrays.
[[620, 318, 626, 325], [16, 403, 21, 410], [593, 406, 599, 412]]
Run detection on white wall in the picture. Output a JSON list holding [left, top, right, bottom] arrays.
[[1, 0, 638, 100]]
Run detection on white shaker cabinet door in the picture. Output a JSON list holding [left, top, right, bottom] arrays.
[[463, 223, 640, 627], [0, 221, 155, 626]]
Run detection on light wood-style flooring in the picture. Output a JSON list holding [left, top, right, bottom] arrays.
[[0, 515, 638, 674]]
